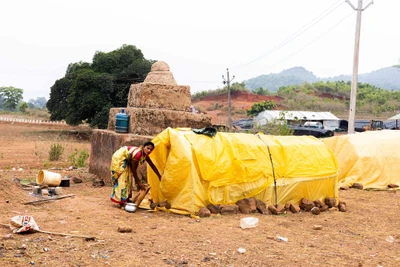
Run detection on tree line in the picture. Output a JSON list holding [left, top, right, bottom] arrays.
[[0, 87, 46, 112]]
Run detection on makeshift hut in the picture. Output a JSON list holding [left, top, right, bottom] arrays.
[[322, 130, 400, 190], [147, 128, 338, 215]]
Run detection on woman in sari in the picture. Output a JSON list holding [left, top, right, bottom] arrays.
[[110, 141, 161, 206]]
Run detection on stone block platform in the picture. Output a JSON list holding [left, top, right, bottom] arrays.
[[108, 107, 212, 136]]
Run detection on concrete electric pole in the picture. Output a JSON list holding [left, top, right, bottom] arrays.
[[346, 0, 373, 134], [222, 68, 235, 131]]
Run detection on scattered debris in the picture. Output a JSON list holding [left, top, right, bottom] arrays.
[[338, 203, 347, 212], [206, 204, 220, 214], [268, 205, 278, 215], [150, 201, 171, 210], [198, 207, 211, 218], [117, 226, 133, 233], [313, 200, 323, 208], [72, 177, 82, 183], [300, 198, 315, 211], [196, 196, 347, 217], [5, 215, 95, 239], [236, 198, 257, 214], [351, 183, 364, 190], [256, 199, 268, 214], [238, 247, 246, 253], [324, 197, 336, 208], [92, 179, 105, 187], [24, 194, 75, 205], [311, 207, 320, 215], [1, 234, 13, 240], [290, 204, 301, 213], [240, 217, 259, 229], [313, 225, 323, 230], [276, 236, 288, 242], [386, 236, 396, 243]]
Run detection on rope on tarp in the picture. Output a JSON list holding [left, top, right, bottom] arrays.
[[256, 134, 278, 207]]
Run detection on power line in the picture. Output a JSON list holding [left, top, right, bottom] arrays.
[[235, 0, 345, 68], [222, 68, 235, 130], [262, 10, 355, 71]]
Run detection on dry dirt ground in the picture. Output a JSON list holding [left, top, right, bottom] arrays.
[[1, 122, 400, 267]]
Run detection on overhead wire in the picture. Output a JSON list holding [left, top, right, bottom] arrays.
[[262, 10, 355, 71], [233, 0, 345, 69], [189, 0, 348, 89]]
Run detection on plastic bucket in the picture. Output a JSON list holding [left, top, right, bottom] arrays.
[[36, 170, 62, 187]]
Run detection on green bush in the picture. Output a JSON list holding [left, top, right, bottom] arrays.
[[49, 143, 64, 161], [69, 149, 89, 167], [77, 150, 89, 167]]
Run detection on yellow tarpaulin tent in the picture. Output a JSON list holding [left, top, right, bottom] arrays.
[[323, 130, 400, 190], [148, 128, 338, 215]]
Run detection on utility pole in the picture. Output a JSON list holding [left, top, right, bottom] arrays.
[[346, 0, 373, 134], [222, 68, 235, 131]]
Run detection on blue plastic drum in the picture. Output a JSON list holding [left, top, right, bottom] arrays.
[[115, 109, 129, 133]]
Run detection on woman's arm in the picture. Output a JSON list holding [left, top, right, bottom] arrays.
[[146, 157, 162, 181], [131, 160, 145, 190]]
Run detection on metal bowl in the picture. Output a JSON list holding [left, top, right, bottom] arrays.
[[125, 203, 138, 213]]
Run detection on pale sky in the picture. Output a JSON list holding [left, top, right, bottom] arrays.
[[0, 0, 398, 102]]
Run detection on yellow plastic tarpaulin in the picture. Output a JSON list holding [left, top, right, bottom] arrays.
[[148, 128, 338, 215], [323, 130, 400, 189]]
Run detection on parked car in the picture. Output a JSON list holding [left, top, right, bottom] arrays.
[[290, 125, 334, 138]]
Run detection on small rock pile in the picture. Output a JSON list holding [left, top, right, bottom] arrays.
[[197, 197, 347, 218]]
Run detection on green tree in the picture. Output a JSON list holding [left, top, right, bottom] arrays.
[[19, 102, 28, 112], [246, 100, 277, 117], [47, 76, 74, 121], [66, 69, 114, 126], [254, 87, 270, 95], [28, 97, 47, 109], [0, 86, 23, 111], [47, 45, 154, 128]]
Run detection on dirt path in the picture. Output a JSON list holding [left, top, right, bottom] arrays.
[[1, 122, 399, 266]]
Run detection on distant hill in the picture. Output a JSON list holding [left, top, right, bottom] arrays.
[[244, 66, 400, 92]]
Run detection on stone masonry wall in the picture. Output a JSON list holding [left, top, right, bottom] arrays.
[[108, 107, 212, 136], [128, 83, 191, 111], [89, 129, 153, 182]]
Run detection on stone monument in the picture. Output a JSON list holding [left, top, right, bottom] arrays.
[[89, 61, 212, 181]]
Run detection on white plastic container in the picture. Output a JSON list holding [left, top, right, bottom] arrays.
[[125, 203, 138, 213], [36, 170, 62, 187], [240, 217, 259, 229], [276, 236, 289, 242]]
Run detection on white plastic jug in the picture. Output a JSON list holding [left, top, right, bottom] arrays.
[[240, 217, 259, 229]]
